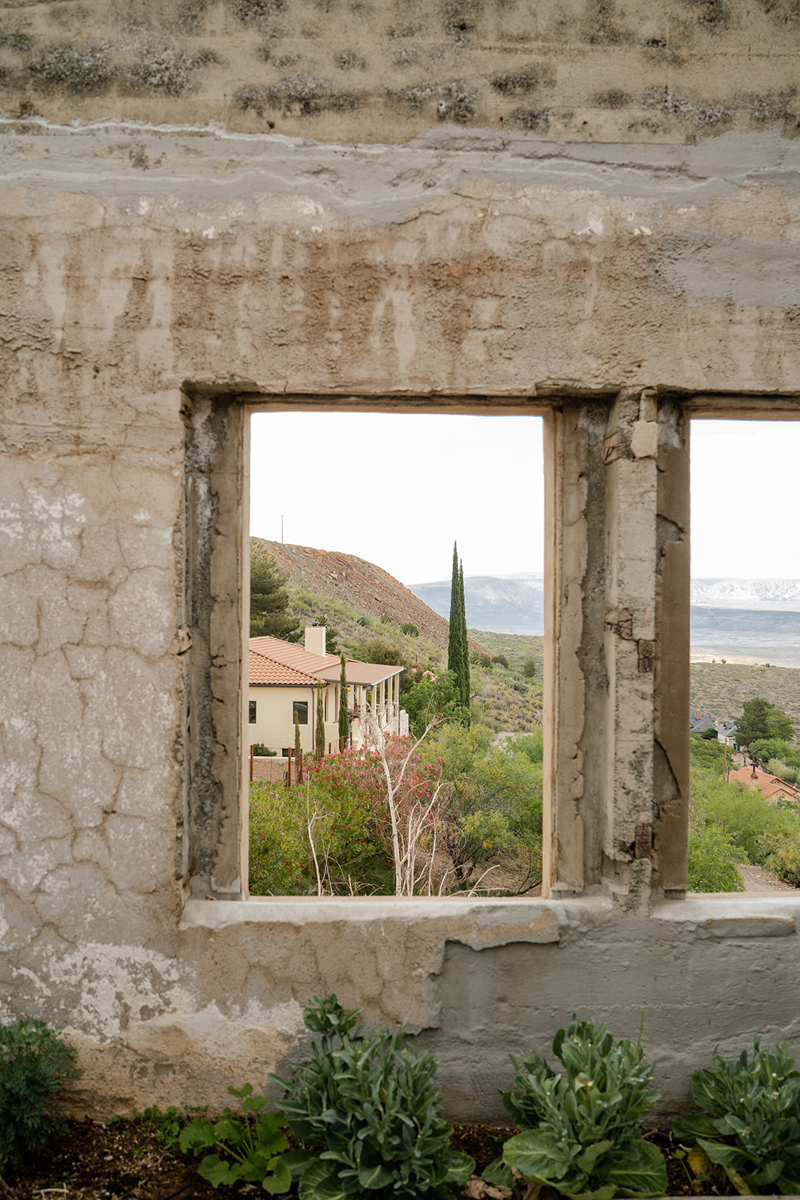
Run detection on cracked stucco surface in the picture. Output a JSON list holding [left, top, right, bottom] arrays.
[[3, 118, 800, 1117]]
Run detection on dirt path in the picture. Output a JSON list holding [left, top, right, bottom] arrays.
[[737, 862, 797, 893]]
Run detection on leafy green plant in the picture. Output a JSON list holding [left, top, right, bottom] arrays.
[[0, 1018, 80, 1171], [673, 1039, 800, 1195], [179, 1083, 291, 1192], [272, 994, 474, 1198], [484, 1016, 666, 1199], [129, 1104, 183, 1149], [252, 743, 277, 757], [123, 1102, 209, 1150]]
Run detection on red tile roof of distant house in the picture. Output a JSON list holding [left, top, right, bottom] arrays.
[[250, 636, 339, 677], [248, 636, 404, 688], [248, 647, 319, 687], [729, 765, 800, 803]]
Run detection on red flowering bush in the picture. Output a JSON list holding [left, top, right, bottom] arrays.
[[248, 738, 444, 895]]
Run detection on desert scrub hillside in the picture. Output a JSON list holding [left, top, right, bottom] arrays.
[[690, 661, 800, 741], [468, 630, 543, 732]]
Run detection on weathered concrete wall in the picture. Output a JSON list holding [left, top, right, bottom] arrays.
[[3, 70, 800, 1118], [2, 0, 800, 144]]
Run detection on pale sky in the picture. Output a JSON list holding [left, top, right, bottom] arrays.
[[249, 413, 800, 585], [690, 419, 800, 579]]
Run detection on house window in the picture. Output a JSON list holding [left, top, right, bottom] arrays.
[[293, 700, 309, 725], [249, 700, 257, 724]]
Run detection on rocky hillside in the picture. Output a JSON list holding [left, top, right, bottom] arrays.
[[251, 537, 487, 654]]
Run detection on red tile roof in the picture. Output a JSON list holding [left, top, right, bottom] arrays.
[[248, 647, 319, 687], [729, 765, 800, 802], [248, 636, 404, 688], [250, 636, 339, 677]]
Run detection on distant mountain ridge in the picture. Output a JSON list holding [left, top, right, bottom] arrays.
[[691, 579, 800, 611], [408, 574, 800, 638], [409, 573, 545, 636]]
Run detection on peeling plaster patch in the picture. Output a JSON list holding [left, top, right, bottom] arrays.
[[40, 943, 191, 1039], [10, 964, 52, 998], [131, 997, 306, 1055], [576, 211, 604, 237], [0, 503, 25, 542], [294, 197, 323, 216], [14, 490, 87, 572]]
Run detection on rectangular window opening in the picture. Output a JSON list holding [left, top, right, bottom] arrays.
[[688, 416, 800, 898], [246, 409, 546, 900]]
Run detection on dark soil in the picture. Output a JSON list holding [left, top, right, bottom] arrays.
[[2, 1118, 707, 1199]]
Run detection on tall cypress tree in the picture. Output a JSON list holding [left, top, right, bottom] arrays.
[[294, 709, 303, 783], [338, 653, 349, 750], [457, 559, 470, 709], [315, 680, 326, 760], [447, 542, 470, 721], [447, 542, 462, 680]]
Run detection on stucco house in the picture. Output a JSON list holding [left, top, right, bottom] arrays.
[[249, 626, 406, 757]]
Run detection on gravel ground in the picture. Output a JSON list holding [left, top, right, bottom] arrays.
[[737, 862, 798, 893]]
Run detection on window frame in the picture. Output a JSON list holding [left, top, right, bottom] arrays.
[[180, 386, 798, 908]]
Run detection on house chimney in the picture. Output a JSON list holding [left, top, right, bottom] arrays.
[[304, 624, 326, 657]]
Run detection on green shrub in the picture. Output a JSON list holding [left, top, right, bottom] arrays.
[[766, 758, 798, 784], [422, 724, 543, 890], [515, 728, 544, 765], [402, 670, 465, 736], [689, 732, 727, 773], [674, 1040, 800, 1194], [180, 1084, 290, 1192], [691, 768, 798, 865], [749, 738, 800, 772], [249, 775, 391, 896], [0, 1019, 80, 1171], [272, 995, 474, 1198], [687, 822, 744, 893], [401, 622, 419, 637], [492, 654, 509, 668], [487, 1016, 666, 1199], [251, 743, 276, 757], [761, 830, 800, 886]]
